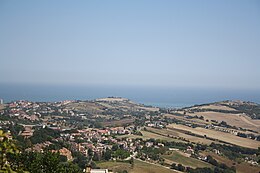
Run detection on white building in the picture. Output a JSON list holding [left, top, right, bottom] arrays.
[[85, 167, 111, 173], [91, 169, 109, 173]]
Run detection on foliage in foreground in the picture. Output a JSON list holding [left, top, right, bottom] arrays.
[[0, 130, 20, 173], [0, 130, 82, 173], [7, 151, 82, 173]]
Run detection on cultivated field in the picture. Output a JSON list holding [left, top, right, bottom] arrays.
[[187, 111, 260, 132], [102, 118, 135, 127], [165, 113, 259, 136], [137, 106, 159, 112], [190, 104, 237, 111], [146, 127, 218, 145], [117, 130, 181, 142], [167, 124, 260, 149], [96, 97, 129, 102], [66, 102, 104, 114], [164, 113, 208, 126]]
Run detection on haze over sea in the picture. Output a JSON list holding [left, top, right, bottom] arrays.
[[0, 84, 259, 108], [1, 1, 260, 108]]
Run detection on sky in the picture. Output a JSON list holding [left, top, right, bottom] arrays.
[[1, 0, 260, 90]]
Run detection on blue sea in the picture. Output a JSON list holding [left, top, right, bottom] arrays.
[[0, 83, 259, 108]]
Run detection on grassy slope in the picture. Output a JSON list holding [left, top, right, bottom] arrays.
[[131, 160, 179, 173], [97, 161, 131, 173], [163, 151, 213, 168], [202, 151, 260, 173], [97, 160, 179, 173]]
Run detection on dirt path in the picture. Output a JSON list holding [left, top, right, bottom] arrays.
[[240, 115, 260, 128]]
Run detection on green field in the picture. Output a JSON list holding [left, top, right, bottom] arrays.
[[97, 159, 179, 173], [163, 151, 213, 168]]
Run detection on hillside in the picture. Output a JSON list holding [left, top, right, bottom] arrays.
[[177, 100, 260, 133], [1, 98, 260, 173], [183, 100, 260, 119]]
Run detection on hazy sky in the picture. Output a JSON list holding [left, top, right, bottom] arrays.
[[1, 0, 260, 89]]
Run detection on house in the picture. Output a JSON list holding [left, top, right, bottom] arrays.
[[145, 142, 153, 147], [20, 130, 34, 138], [186, 146, 194, 154], [58, 147, 73, 161]]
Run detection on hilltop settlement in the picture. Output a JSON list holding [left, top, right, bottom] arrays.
[[0, 97, 260, 173]]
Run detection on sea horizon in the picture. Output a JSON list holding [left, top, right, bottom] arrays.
[[0, 83, 259, 108]]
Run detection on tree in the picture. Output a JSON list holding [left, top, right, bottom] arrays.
[[29, 128, 60, 144], [171, 163, 177, 169], [177, 164, 185, 171], [57, 162, 82, 173], [103, 150, 112, 161], [92, 152, 100, 161], [112, 144, 119, 151], [87, 149, 93, 157], [206, 155, 218, 166], [0, 130, 20, 172], [113, 149, 130, 160], [129, 157, 134, 168], [72, 151, 88, 169], [24, 152, 60, 173]]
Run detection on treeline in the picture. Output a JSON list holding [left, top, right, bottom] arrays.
[[237, 132, 260, 141], [30, 127, 60, 144], [185, 108, 238, 115], [228, 104, 260, 119], [209, 143, 258, 160]]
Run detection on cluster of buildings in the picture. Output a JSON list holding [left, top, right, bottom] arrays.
[[3, 101, 42, 121], [205, 124, 238, 135], [146, 121, 166, 128], [204, 124, 260, 141], [20, 124, 183, 164], [62, 127, 138, 157]]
